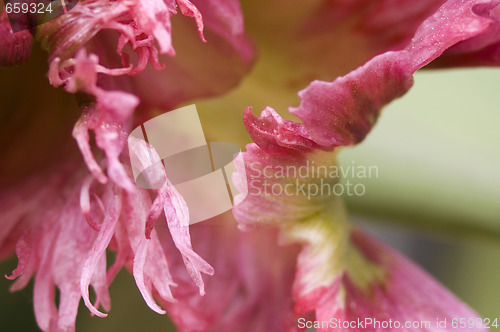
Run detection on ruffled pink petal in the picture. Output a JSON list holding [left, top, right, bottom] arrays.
[[2, 80, 215, 331], [239, 0, 500, 155], [234, 0, 500, 327], [127, 136, 214, 295], [44, 0, 253, 198], [2, 161, 196, 330], [33, 2, 245, 320], [3, 1, 250, 327], [0, 12, 32, 66], [55, 49, 139, 192], [31, 15, 255, 312], [39, 0, 202, 65], [40, 0, 253, 115], [17, 168, 110, 331], [133, 0, 177, 55]]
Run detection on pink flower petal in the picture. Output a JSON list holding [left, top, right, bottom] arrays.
[[121, 183, 177, 312], [292, 0, 500, 149], [72, 114, 109, 185], [80, 185, 121, 317], [160, 213, 301, 332], [133, 0, 177, 55], [234, 0, 500, 326], [80, 175, 103, 231], [161, 178, 215, 295], [177, 0, 205, 42], [133, 238, 168, 314], [307, 230, 488, 332], [127, 136, 213, 295], [56, 50, 140, 191], [33, 235, 58, 331], [4, 232, 32, 281], [308, 0, 447, 52]]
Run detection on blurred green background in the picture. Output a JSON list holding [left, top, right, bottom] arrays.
[[1, 69, 499, 330], [342, 68, 500, 319]]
